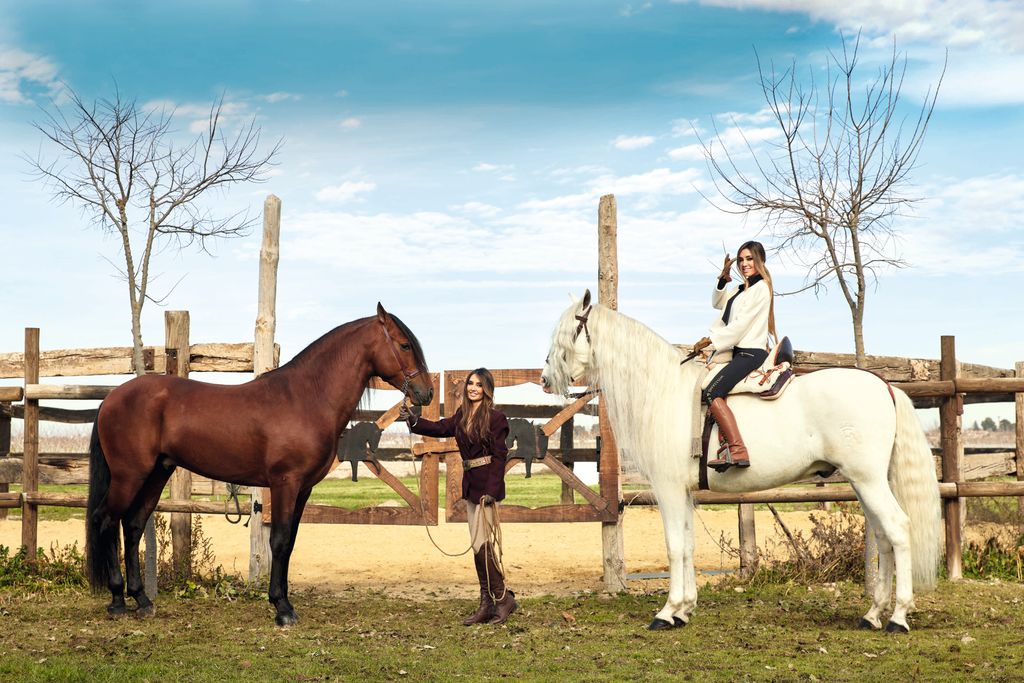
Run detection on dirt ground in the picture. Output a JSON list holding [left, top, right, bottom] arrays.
[[0, 507, 831, 599]]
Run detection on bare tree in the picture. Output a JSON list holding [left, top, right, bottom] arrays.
[[27, 86, 280, 374], [702, 34, 944, 366]]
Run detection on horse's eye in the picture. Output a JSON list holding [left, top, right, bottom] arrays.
[[400, 343, 411, 351]]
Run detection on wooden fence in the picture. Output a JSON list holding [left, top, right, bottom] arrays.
[[2, 330, 1022, 585]]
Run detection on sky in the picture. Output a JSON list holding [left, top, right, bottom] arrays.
[[1, 0, 1022, 424]]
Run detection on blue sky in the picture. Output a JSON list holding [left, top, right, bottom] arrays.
[[1, 0, 1022, 423]]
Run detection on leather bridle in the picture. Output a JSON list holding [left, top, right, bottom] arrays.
[[573, 305, 592, 344], [379, 318, 421, 399]]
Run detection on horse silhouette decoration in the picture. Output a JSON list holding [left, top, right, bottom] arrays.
[[86, 303, 432, 626], [540, 290, 941, 633], [337, 421, 384, 482], [506, 417, 548, 477]]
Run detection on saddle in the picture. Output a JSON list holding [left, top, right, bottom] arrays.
[[700, 336, 795, 400]]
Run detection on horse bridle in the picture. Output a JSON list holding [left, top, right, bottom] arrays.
[[379, 318, 421, 400], [573, 304, 592, 344]]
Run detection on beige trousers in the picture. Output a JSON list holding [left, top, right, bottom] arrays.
[[466, 500, 498, 552]]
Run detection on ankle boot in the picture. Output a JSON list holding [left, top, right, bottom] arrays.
[[706, 397, 750, 470], [481, 543, 517, 625], [463, 546, 495, 625]]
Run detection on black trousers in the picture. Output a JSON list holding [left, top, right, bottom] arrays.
[[702, 347, 769, 404]]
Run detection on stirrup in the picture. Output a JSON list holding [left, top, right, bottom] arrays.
[[707, 446, 749, 472]]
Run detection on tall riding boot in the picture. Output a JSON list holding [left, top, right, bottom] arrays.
[[481, 542, 517, 625], [463, 546, 495, 625], [706, 397, 750, 470]]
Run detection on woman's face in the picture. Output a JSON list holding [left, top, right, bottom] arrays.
[[465, 374, 485, 402], [737, 248, 757, 279]]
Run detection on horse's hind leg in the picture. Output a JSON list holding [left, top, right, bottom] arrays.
[[650, 483, 697, 630], [854, 481, 912, 632], [121, 458, 175, 617]]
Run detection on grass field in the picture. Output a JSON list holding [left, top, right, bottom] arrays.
[[1, 578, 1023, 681]]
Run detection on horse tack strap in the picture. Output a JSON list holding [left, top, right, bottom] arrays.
[[463, 455, 493, 469], [573, 306, 592, 343], [379, 319, 421, 380]]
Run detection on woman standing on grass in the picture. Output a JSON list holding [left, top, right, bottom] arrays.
[[399, 368, 517, 625]]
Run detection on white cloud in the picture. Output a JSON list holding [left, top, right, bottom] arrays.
[[0, 46, 60, 103], [620, 2, 653, 17], [314, 180, 377, 203], [520, 167, 704, 210], [612, 134, 656, 150], [669, 123, 778, 160], [473, 162, 514, 173], [340, 117, 362, 129], [260, 92, 302, 103], [675, 0, 1024, 53], [453, 201, 502, 218]]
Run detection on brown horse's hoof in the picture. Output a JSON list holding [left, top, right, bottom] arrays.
[[107, 604, 128, 618], [275, 611, 299, 627], [135, 604, 156, 619]]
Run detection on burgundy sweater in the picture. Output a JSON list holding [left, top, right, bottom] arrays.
[[410, 407, 509, 504]]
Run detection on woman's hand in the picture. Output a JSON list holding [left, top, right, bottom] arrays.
[[479, 494, 496, 506], [398, 404, 418, 426], [719, 254, 734, 282], [692, 336, 712, 353]]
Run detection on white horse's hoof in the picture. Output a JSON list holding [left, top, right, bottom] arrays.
[[648, 617, 676, 631], [672, 616, 687, 627], [884, 621, 909, 634], [858, 618, 879, 630]]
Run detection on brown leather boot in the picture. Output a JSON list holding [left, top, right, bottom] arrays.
[[706, 397, 750, 470], [481, 543, 517, 625], [463, 546, 495, 625]]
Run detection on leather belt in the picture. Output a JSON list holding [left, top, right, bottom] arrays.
[[463, 455, 492, 469]]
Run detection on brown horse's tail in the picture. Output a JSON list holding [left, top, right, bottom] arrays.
[[85, 418, 116, 592]]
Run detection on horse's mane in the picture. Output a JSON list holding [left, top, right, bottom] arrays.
[[550, 301, 700, 485]]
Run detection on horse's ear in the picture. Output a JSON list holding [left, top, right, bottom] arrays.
[[582, 289, 591, 309], [376, 302, 387, 323], [569, 292, 579, 304]]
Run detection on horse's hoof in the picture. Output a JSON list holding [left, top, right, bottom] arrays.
[[106, 605, 128, 618], [276, 612, 300, 627], [672, 616, 687, 628], [136, 604, 156, 619], [648, 617, 675, 631], [858, 618, 878, 630], [884, 621, 909, 634]]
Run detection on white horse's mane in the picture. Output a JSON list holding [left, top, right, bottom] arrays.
[[550, 301, 700, 485]]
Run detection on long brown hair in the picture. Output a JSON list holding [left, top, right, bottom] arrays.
[[459, 368, 495, 446], [737, 240, 777, 341]]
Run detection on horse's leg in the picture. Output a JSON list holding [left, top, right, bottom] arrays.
[[853, 480, 912, 632], [121, 459, 175, 617], [649, 483, 696, 630], [99, 477, 146, 617], [267, 483, 310, 626]]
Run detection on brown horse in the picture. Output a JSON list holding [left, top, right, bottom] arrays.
[[86, 303, 433, 626]]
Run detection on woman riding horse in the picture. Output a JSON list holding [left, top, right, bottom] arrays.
[[693, 240, 777, 470]]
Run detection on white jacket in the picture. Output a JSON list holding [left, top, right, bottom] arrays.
[[709, 278, 771, 352]]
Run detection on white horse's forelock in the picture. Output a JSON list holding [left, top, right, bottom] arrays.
[[544, 300, 584, 397]]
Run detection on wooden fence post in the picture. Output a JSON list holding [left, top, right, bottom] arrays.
[[0, 400, 10, 520], [560, 416, 575, 505], [597, 194, 627, 592], [940, 335, 963, 579], [1015, 361, 1024, 520], [165, 311, 192, 580], [250, 194, 280, 582], [738, 504, 757, 578], [22, 328, 40, 559]]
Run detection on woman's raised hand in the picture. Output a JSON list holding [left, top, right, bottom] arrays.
[[719, 254, 734, 282]]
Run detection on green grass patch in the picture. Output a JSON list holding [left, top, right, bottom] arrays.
[[1, 579, 1023, 681]]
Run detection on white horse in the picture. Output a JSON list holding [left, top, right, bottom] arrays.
[[540, 291, 941, 633]]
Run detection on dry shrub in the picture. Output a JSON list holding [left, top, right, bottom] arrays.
[[724, 504, 867, 587], [963, 528, 1024, 582], [148, 513, 218, 591]]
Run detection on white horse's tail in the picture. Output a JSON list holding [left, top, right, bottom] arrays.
[[888, 387, 943, 590]]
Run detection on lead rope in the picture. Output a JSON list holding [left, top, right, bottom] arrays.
[[403, 392, 509, 601]]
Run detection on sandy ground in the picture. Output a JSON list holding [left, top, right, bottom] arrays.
[[0, 507, 828, 599]]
